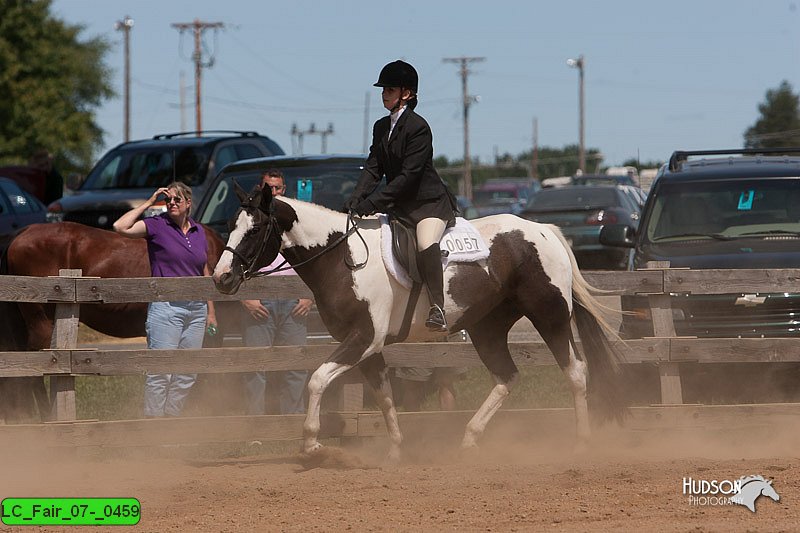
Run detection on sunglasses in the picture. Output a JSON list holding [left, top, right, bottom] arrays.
[[164, 196, 184, 205]]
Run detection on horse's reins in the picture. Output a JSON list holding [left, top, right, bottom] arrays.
[[229, 210, 369, 280], [224, 213, 280, 280]]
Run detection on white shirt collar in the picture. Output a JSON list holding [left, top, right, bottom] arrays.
[[389, 105, 406, 138]]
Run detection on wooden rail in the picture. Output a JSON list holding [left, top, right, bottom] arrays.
[[3, 268, 800, 445]]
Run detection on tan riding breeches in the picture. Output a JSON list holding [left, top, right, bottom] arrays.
[[416, 217, 447, 251]]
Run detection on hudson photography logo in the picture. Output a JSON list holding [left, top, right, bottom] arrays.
[[682, 475, 780, 512]]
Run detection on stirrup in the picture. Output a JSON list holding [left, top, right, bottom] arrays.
[[425, 304, 447, 332]]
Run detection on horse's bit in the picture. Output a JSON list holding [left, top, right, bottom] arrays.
[[230, 211, 367, 280], [224, 213, 281, 281]]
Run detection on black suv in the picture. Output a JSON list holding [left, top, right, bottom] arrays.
[[601, 148, 800, 338], [195, 153, 366, 240], [46, 131, 284, 229], [194, 153, 367, 342]]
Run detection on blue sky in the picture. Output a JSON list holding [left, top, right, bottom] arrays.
[[52, 0, 800, 168]]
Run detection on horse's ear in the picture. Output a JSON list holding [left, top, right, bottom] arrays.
[[233, 179, 247, 202], [259, 182, 274, 213]]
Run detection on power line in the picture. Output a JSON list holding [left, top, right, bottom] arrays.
[[133, 79, 457, 113], [291, 123, 334, 155]]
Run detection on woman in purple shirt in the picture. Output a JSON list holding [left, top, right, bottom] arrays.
[[114, 182, 217, 417]]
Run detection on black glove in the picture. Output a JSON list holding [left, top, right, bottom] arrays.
[[342, 196, 361, 213], [353, 199, 376, 217]]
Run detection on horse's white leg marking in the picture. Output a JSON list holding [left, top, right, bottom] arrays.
[[564, 344, 590, 449], [303, 361, 352, 454], [461, 373, 518, 449]]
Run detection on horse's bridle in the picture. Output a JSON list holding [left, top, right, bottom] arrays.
[[224, 212, 281, 281], [226, 210, 367, 281]]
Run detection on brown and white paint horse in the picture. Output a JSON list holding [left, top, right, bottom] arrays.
[[213, 184, 625, 460]]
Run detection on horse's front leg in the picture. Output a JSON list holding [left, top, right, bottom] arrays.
[[303, 361, 353, 455]]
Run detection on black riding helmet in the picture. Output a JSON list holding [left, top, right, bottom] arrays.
[[374, 60, 418, 92]]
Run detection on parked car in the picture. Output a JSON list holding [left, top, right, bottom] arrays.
[[46, 130, 284, 230], [572, 173, 638, 187], [520, 184, 641, 269], [599, 148, 800, 405], [472, 178, 541, 216], [601, 148, 800, 338], [455, 195, 479, 219], [193, 153, 366, 342], [0, 166, 49, 203], [0, 177, 47, 253], [196, 154, 366, 239]]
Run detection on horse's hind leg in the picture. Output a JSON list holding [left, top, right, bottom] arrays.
[[359, 353, 402, 462], [303, 361, 352, 455], [462, 303, 522, 449], [524, 300, 590, 449]]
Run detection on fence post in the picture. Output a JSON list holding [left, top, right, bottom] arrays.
[[646, 261, 683, 405], [49, 269, 81, 421], [336, 383, 364, 411]]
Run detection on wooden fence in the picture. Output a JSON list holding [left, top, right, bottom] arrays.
[[2, 268, 800, 447]]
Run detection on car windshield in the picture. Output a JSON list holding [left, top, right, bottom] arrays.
[[82, 146, 212, 189], [526, 187, 618, 210], [646, 178, 800, 242], [199, 161, 364, 226]]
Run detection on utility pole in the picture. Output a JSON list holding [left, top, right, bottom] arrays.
[[291, 124, 303, 155], [567, 55, 585, 174], [114, 15, 134, 142], [532, 117, 539, 180], [292, 123, 334, 154], [171, 19, 224, 135], [443, 56, 484, 201]]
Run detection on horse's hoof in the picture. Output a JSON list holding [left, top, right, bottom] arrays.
[[302, 442, 324, 456], [297, 446, 365, 470], [458, 443, 481, 462], [386, 447, 402, 464]]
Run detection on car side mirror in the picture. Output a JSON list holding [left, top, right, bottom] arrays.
[[65, 173, 84, 191], [600, 224, 636, 248]]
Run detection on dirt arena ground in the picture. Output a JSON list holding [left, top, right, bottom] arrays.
[[2, 423, 797, 532]]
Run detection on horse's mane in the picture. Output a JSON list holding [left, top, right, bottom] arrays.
[[739, 475, 768, 485], [277, 196, 349, 220]]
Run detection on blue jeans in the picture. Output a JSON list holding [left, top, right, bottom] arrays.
[[243, 299, 308, 415], [144, 301, 207, 417]]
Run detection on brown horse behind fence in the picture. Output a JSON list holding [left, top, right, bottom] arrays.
[[0, 221, 227, 421]]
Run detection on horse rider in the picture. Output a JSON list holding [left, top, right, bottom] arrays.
[[344, 59, 458, 332]]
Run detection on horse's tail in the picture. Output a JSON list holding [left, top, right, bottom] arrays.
[[550, 225, 627, 423], [548, 225, 620, 338]]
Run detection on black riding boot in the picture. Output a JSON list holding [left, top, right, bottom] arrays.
[[419, 243, 447, 332]]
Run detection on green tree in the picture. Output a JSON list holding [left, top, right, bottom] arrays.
[[0, 0, 113, 173], [744, 80, 800, 148], [522, 144, 603, 179]]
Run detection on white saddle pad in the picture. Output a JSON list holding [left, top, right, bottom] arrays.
[[379, 215, 489, 289]]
